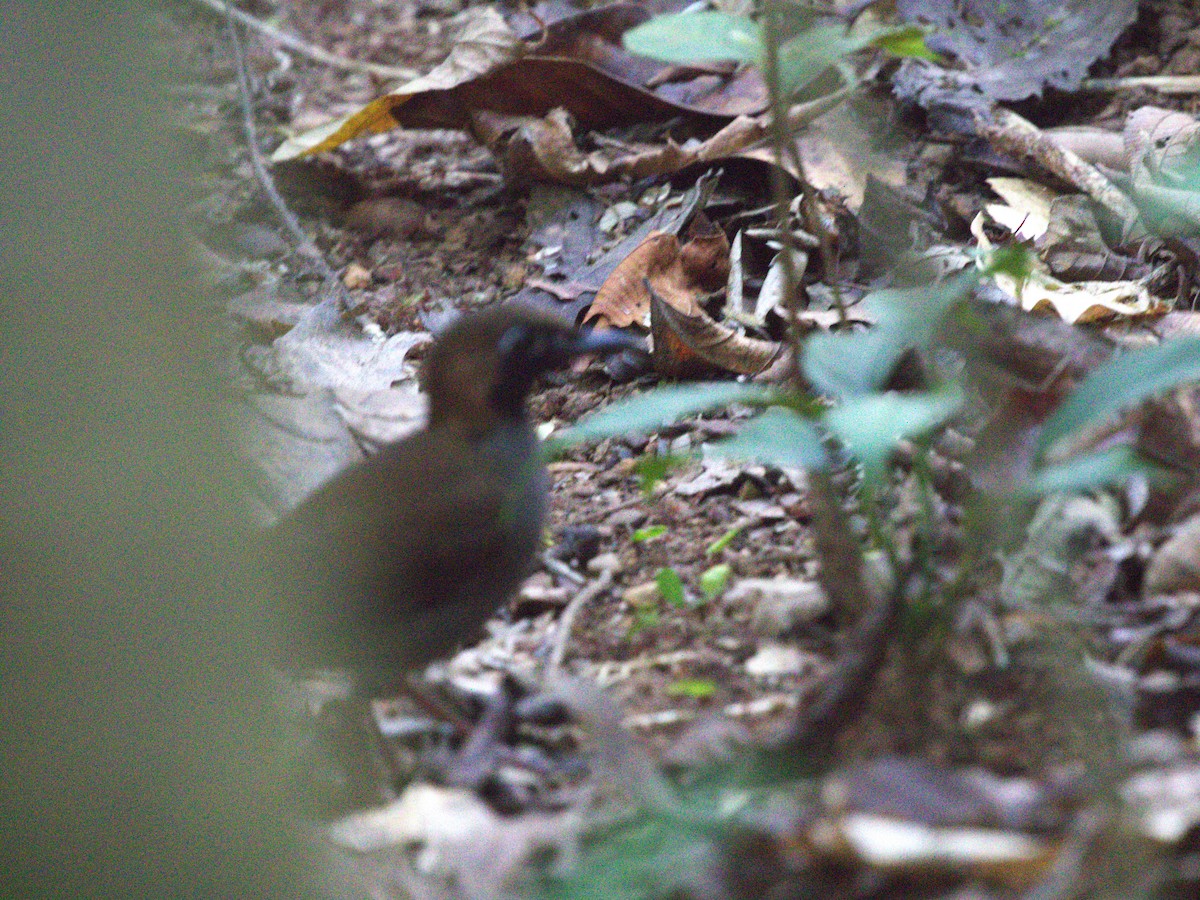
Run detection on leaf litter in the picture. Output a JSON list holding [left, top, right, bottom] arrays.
[[172, 1, 1200, 896]]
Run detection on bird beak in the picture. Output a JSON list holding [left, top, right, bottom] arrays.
[[569, 326, 646, 358]]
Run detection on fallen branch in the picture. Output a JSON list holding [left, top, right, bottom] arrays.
[[978, 108, 1141, 234]]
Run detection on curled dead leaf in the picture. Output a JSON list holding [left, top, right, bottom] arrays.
[[649, 286, 788, 380], [586, 221, 733, 331]]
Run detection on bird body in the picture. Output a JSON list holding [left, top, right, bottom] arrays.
[[263, 305, 632, 692]]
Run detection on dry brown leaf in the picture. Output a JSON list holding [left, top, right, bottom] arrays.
[[586, 231, 681, 329], [679, 220, 731, 293], [273, 4, 763, 163], [649, 287, 787, 379], [499, 107, 612, 187], [586, 223, 729, 331]]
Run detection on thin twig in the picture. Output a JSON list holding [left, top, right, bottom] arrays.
[[542, 552, 587, 586], [547, 568, 614, 676], [224, 5, 348, 326], [978, 108, 1141, 234], [190, 0, 418, 82], [1081, 74, 1200, 95]]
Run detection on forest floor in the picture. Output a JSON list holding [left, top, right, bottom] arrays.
[[167, 2, 1200, 898]]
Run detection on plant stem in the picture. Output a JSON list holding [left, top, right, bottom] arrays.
[[760, 0, 805, 388]]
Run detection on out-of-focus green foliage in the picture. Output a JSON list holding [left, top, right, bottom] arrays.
[[0, 5, 324, 898], [623, 5, 936, 99], [1037, 336, 1200, 461]]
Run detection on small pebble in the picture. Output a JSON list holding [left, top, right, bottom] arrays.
[[744, 643, 812, 678], [623, 581, 659, 606], [727, 577, 831, 636], [587, 552, 622, 574], [606, 507, 647, 529]]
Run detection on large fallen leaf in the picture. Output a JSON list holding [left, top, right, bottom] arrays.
[[273, 4, 764, 162], [274, 7, 521, 159], [587, 231, 690, 329], [740, 93, 906, 209], [895, 0, 1137, 102]]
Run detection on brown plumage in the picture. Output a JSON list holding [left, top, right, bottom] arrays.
[[263, 305, 634, 692]]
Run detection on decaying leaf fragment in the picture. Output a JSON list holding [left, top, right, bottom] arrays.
[[973, 213, 1164, 324]]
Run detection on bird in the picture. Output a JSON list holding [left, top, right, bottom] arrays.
[[261, 304, 636, 694]]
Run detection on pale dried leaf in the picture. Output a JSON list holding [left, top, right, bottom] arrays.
[[986, 177, 1057, 240], [1144, 515, 1200, 596], [272, 8, 520, 160], [826, 813, 1054, 884], [974, 214, 1164, 323], [327, 784, 582, 900]]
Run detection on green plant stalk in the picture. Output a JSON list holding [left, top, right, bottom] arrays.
[[909, 439, 941, 610], [767, 22, 850, 326], [761, 0, 805, 383], [858, 479, 899, 598]]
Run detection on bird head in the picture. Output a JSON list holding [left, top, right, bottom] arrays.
[[422, 305, 640, 436]]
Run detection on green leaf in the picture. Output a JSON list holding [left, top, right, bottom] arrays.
[[802, 272, 976, 399], [1037, 336, 1200, 459], [705, 523, 744, 556], [667, 678, 717, 699], [533, 811, 714, 900], [636, 453, 687, 495], [1029, 445, 1159, 494], [622, 11, 762, 64], [700, 563, 732, 600], [777, 24, 863, 97], [559, 382, 771, 445], [656, 567, 686, 608], [869, 25, 940, 62], [629, 605, 660, 637], [707, 406, 827, 470], [826, 386, 964, 484], [632, 524, 668, 543], [980, 243, 1036, 281]]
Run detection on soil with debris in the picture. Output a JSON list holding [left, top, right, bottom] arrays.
[[168, 1, 1200, 898]]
